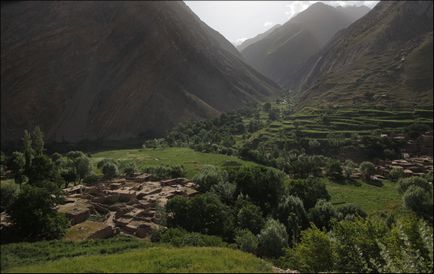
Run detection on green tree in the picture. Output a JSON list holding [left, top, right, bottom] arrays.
[[336, 203, 367, 220], [9, 151, 26, 185], [359, 161, 376, 181], [7, 185, 68, 240], [22, 130, 33, 173], [0, 181, 18, 211], [235, 229, 258, 254], [286, 226, 334, 272], [325, 160, 343, 180], [32, 126, 44, 156], [193, 165, 227, 192], [258, 218, 288, 258], [27, 155, 60, 185], [398, 176, 432, 194], [101, 162, 119, 179], [308, 199, 337, 231], [237, 202, 264, 234], [232, 166, 285, 214], [286, 178, 330, 209], [276, 195, 308, 244], [389, 167, 404, 182], [402, 185, 433, 218]]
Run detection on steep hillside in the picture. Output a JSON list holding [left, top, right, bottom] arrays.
[[241, 3, 369, 87], [236, 24, 281, 52], [1, 1, 281, 144], [294, 1, 433, 108]]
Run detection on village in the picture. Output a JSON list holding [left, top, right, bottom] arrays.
[[57, 173, 199, 240]]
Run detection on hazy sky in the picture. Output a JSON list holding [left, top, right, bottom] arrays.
[[185, 1, 379, 45]]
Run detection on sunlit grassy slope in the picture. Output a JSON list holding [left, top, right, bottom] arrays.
[[4, 246, 272, 273]]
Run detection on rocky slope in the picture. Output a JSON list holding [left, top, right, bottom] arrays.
[[1, 1, 281, 143], [240, 3, 369, 87], [293, 1, 433, 108]]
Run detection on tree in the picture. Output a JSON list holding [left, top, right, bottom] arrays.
[[342, 160, 356, 179], [286, 178, 330, 210], [389, 167, 404, 182], [359, 161, 376, 181], [398, 176, 432, 194], [27, 154, 60, 185], [402, 185, 433, 218], [193, 165, 227, 193], [336, 203, 367, 220], [263, 102, 271, 112], [210, 181, 236, 204], [32, 126, 44, 156], [101, 162, 119, 179], [258, 218, 288, 258], [286, 226, 334, 273], [75, 156, 92, 183], [235, 229, 258, 254], [0, 181, 18, 211], [325, 160, 343, 180], [9, 151, 26, 185], [237, 202, 264, 234], [308, 199, 337, 231], [232, 166, 285, 214], [22, 130, 33, 173], [7, 185, 68, 240], [276, 195, 308, 244]]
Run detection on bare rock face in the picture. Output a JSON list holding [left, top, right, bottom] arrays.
[[293, 1, 433, 108], [1, 1, 281, 144]]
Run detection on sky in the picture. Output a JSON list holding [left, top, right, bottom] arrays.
[[185, 1, 379, 45]]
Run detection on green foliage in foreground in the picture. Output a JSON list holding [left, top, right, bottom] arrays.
[[4, 246, 272, 273]]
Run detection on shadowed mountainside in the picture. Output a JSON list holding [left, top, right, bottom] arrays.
[[1, 1, 281, 143]]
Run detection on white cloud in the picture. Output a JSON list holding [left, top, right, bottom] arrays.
[[264, 21, 274, 27]]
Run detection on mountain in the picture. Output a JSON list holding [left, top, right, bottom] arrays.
[[1, 1, 281, 144], [236, 24, 281, 52], [294, 1, 433, 108], [240, 2, 370, 87]]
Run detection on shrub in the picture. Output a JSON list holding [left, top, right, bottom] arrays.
[[336, 204, 367, 220], [308, 199, 337, 231], [359, 161, 376, 181], [402, 185, 433, 218], [101, 162, 119, 179], [398, 177, 432, 194], [141, 165, 185, 180], [193, 165, 227, 192], [97, 158, 118, 169], [258, 219, 288, 258], [276, 195, 308, 244], [82, 174, 101, 185], [389, 167, 404, 182], [237, 202, 264, 234], [155, 228, 226, 247], [286, 178, 330, 209], [325, 160, 343, 180], [284, 226, 334, 273], [6, 185, 68, 240], [235, 229, 258, 254], [232, 166, 285, 214], [0, 181, 18, 211]]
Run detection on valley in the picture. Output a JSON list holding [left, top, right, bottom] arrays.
[[0, 1, 433, 273]]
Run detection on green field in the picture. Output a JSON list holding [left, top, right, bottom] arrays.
[[324, 179, 403, 215], [91, 147, 257, 178], [2, 237, 271, 273]]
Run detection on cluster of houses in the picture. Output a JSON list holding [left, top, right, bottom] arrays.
[[57, 173, 199, 240], [376, 156, 433, 179]]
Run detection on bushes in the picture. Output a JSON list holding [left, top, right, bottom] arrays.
[[166, 194, 234, 239], [336, 203, 367, 220], [308, 199, 337, 231], [398, 176, 432, 194], [257, 219, 288, 258], [359, 161, 376, 181], [402, 185, 433, 218], [235, 229, 258, 254], [101, 162, 119, 179], [193, 165, 227, 192], [389, 167, 404, 182], [286, 178, 330, 210], [0, 181, 18, 211], [153, 228, 227, 247], [236, 202, 264, 234], [325, 160, 343, 180], [275, 195, 308, 244], [283, 226, 334, 273], [232, 166, 285, 214], [6, 185, 68, 241], [141, 165, 185, 180]]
